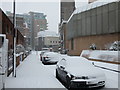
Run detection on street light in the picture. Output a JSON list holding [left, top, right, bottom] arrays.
[[13, 0, 16, 77]]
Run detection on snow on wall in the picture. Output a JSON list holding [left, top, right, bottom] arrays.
[[68, 0, 118, 22], [80, 50, 119, 62]]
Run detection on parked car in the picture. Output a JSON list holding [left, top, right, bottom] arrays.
[[40, 51, 46, 61], [42, 52, 61, 65], [40, 48, 51, 61], [56, 56, 106, 89], [41, 48, 50, 52]]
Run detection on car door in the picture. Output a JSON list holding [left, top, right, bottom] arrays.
[[58, 58, 67, 82]]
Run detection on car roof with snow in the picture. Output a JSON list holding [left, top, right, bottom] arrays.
[[44, 52, 60, 56], [63, 56, 93, 67]]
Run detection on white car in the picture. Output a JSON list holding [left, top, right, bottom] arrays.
[[56, 56, 106, 88], [42, 52, 61, 65]]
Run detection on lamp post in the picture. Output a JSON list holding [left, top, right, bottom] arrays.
[[13, 0, 16, 77]]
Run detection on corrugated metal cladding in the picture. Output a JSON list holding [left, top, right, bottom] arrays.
[[67, 1, 120, 40]]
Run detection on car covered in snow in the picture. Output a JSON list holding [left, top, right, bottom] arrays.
[[40, 51, 46, 61], [56, 56, 106, 88], [42, 52, 61, 65]]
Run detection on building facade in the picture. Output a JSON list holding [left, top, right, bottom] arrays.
[[37, 31, 60, 51], [28, 12, 48, 50], [59, 0, 75, 50], [0, 8, 25, 75], [66, 0, 120, 55]]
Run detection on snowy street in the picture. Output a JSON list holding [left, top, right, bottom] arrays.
[[5, 51, 119, 89]]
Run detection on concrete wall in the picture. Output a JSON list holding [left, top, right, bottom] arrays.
[[67, 1, 120, 40]]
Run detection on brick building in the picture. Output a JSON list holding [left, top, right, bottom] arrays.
[[0, 8, 24, 75]]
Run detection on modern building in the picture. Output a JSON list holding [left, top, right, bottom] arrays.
[[37, 30, 60, 51], [28, 11, 48, 50], [59, 0, 75, 50], [65, 0, 120, 55], [29, 12, 48, 37]]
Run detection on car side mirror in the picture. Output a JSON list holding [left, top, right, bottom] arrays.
[[60, 66, 65, 70]]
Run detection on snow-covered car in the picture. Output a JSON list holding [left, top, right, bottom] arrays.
[[42, 52, 61, 65], [40, 51, 46, 61], [56, 56, 106, 88]]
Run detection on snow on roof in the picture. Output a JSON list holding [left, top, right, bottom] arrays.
[[37, 30, 59, 38], [67, 0, 118, 22]]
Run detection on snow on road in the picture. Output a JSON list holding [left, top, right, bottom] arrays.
[[5, 51, 119, 89], [5, 51, 65, 88]]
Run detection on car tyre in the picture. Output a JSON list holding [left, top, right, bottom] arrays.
[[66, 76, 71, 89], [56, 69, 59, 79]]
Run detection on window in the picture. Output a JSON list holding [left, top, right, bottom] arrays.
[[71, 38, 74, 50]]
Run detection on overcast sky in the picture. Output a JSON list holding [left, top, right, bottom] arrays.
[[0, 0, 88, 33]]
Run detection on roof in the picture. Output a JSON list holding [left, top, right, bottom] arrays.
[[68, 0, 119, 22], [37, 30, 59, 38]]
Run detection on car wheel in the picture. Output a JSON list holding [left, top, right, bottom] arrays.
[[66, 75, 71, 89], [40, 57, 42, 61]]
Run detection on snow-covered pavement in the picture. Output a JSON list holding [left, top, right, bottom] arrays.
[[5, 51, 65, 88], [5, 51, 119, 89]]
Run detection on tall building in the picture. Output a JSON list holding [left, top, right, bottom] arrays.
[[61, 0, 75, 22], [29, 12, 48, 50], [59, 0, 75, 50], [29, 12, 48, 37]]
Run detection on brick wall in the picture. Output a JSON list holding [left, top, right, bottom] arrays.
[[67, 33, 120, 56]]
